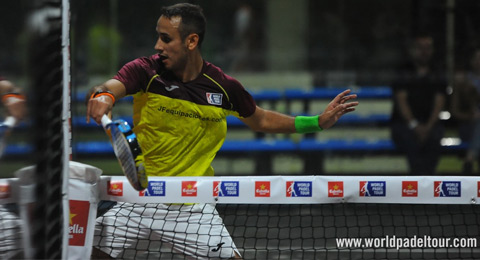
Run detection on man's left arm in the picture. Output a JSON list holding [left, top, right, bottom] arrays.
[[240, 89, 358, 133]]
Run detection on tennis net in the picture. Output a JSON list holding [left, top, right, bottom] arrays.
[[1, 173, 479, 259], [93, 175, 480, 260]]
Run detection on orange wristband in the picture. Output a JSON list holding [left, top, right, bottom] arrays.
[[90, 91, 116, 104], [1, 93, 26, 104]]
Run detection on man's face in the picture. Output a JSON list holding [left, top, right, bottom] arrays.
[[155, 15, 188, 72], [411, 37, 434, 66]]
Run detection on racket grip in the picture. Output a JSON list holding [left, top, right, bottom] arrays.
[[101, 114, 112, 128], [3, 116, 16, 128]]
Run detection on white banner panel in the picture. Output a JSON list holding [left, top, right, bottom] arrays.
[[98, 176, 480, 205]]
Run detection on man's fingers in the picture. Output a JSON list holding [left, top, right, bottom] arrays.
[[338, 101, 359, 111], [333, 101, 358, 115], [342, 94, 357, 102], [345, 101, 359, 108], [343, 107, 356, 115], [86, 98, 106, 125], [330, 89, 350, 104]]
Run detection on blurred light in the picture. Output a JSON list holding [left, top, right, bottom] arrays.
[[439, 111, 451, 120], [441, 137, 461, 146], [446, 85, 453, 95]]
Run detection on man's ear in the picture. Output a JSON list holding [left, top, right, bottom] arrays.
[[186, 34, 199, 50]]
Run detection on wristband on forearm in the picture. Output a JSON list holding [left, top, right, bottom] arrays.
[[89, 90, 116, 105], [294, 115, 323, 133], [1, 93, 26, 104]]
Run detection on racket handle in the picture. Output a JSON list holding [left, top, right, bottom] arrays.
[[3, 116, 16, 128], [101, 114, 112, 128]]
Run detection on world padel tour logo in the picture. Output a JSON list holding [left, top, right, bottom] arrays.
[[206, 93, 223, 105], [434, 181, 461, 197], [255, 181, 270, 197], [182, 181, 197, 197], [107, 181, 123, 196], [139, 181, 165, 197], [286, 181, 312, 197], [402, 181, 418, 197], [69, 200, 89, 246], [0, 184, 10, 199], [213, 181, 239, 197], [328, 181, 344, 197], [359, 181, 386, 197]]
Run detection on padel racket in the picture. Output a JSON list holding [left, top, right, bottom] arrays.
[[101, 114, 148, 191], [0, 116, 16, 158]]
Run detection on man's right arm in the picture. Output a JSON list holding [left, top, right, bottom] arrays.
[[86, 79, 127, 124], [395, 89, 417, 129], [0, 79, 27, 121]]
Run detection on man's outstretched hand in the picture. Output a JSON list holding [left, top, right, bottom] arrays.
[[318, 89, 359, 130]]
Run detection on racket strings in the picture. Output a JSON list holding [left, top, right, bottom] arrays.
[[107, 118, 148, 191], [112, 128, 137, 178]]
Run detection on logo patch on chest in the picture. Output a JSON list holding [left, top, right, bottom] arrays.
[[165, 85, 179, 91], [206, 93, 223, 105]]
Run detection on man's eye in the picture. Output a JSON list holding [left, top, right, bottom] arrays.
[[161, 35, 171, 43]]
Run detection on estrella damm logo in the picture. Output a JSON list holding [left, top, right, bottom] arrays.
[[328, 181, 343, 197], [213, 181, 239, 197], [181, 181, 197, 197], [402, 181, 418, 197], [255, 181, 270, 197], [107, 181, 123, 196], [434, 181, 461, 197], [68, 200, 89, 246], [359, 181, 386, 197], [139, 181, 165, 197], [286, 181, 312, 197], [0, 184, 10, 199]]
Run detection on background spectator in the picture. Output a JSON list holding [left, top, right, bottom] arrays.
[[390, 34, 447, 175]]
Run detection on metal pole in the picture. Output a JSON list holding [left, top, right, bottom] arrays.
[[446, 0, 455, 87]]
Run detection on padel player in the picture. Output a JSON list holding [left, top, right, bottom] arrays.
[[0, 77, 26, 259], [86, 3, 358, 259], [0, 78, 27, 122]]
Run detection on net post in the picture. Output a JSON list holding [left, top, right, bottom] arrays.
[[27, 0, 66, 258], [61, 0, 71, 258]]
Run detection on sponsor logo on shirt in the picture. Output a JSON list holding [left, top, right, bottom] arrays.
[[328, 181, 344, 197], [165, 85, 179, 91], [206, 93, 223, 105]]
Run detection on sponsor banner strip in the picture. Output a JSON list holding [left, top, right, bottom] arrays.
[[97, 176, 480, 205], [1, 176, 479, 205]]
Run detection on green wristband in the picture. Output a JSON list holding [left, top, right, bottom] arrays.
[[294, 115, 323, 133]]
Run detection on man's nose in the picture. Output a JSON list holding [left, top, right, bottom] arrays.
[[154, 39, 163, 52]]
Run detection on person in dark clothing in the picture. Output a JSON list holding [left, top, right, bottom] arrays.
[[390, 34, 447, 175]]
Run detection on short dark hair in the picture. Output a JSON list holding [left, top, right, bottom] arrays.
[[160, 3, 206, 47]]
